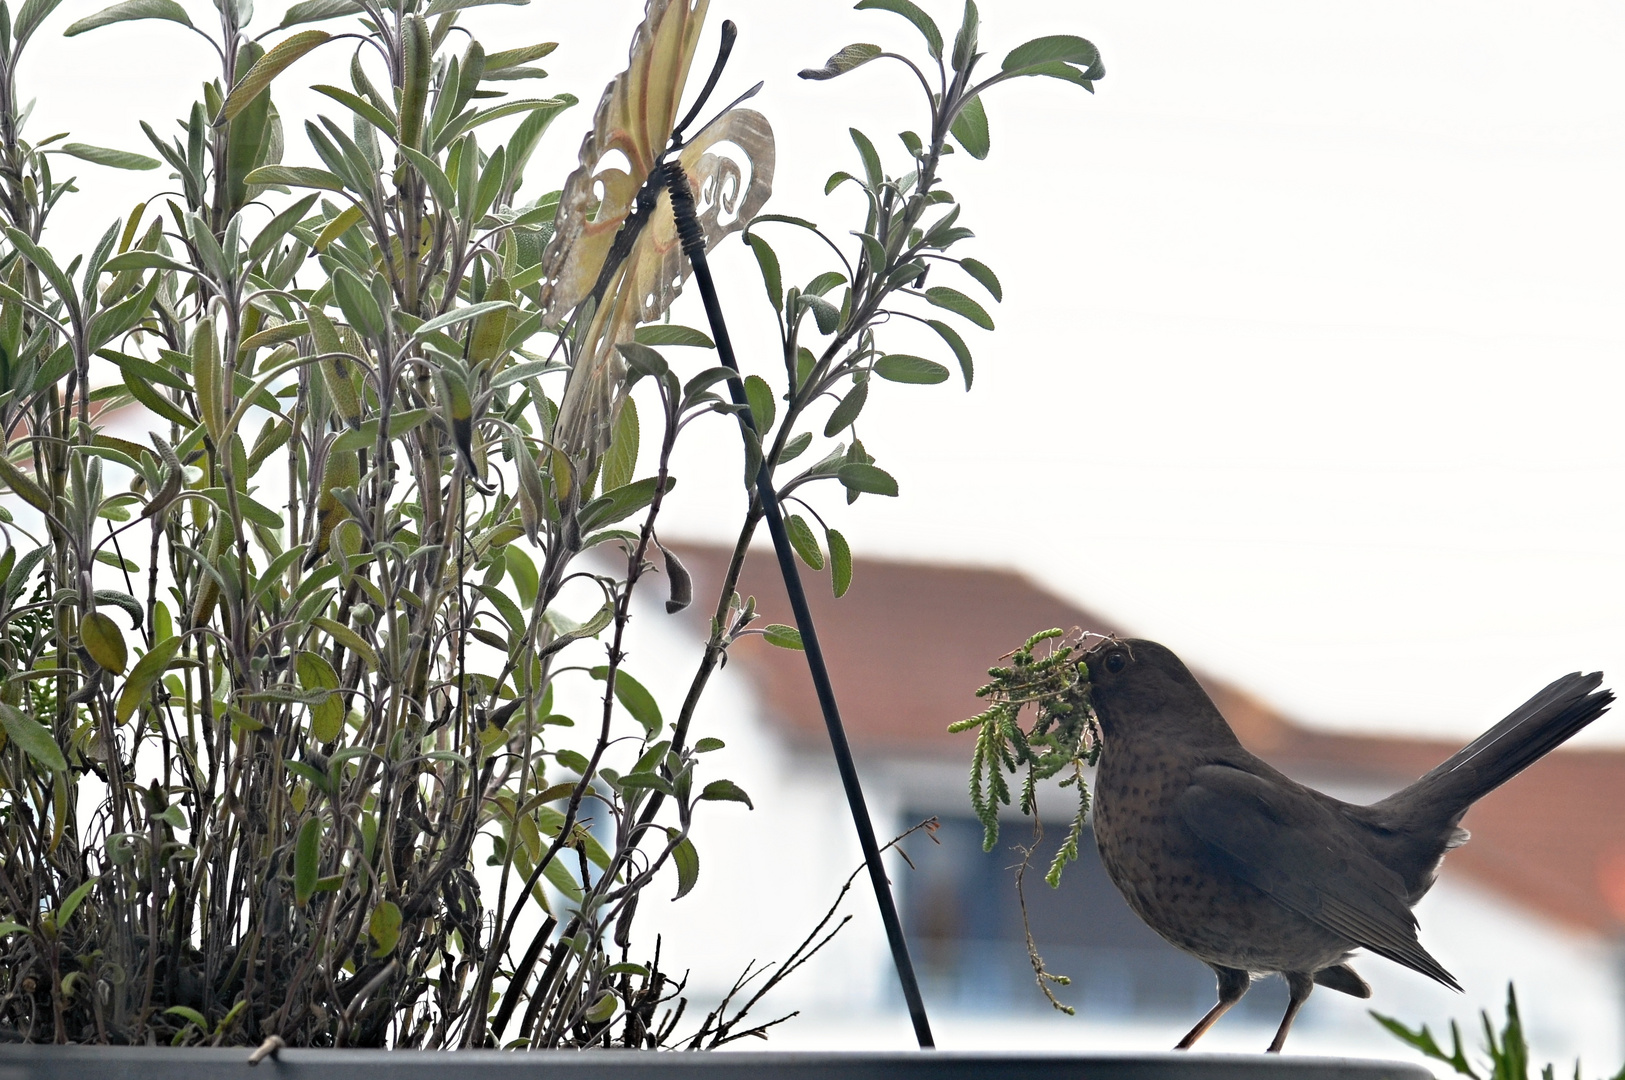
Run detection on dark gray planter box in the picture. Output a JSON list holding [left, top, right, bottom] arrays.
[[0, 1046, 1431, 1079]]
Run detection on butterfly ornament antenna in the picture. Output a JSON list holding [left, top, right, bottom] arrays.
[[669, 19, 738, 147]]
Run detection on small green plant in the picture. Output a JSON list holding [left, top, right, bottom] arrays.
[[949, 627, 1102, 1013], [951, 627, 1100, 883], [1374, 983, 1625, 1080]]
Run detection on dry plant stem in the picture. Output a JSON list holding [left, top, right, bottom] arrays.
[[1013, 814, 1074, 1014]]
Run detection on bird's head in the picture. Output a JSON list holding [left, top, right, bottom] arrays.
[[1082, 637, 1239, 747]]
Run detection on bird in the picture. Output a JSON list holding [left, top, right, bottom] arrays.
[[1081, 637, 1612, 1054]]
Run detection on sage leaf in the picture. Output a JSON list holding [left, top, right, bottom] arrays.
[[0, 703, 67, 772], [699, 779, 754, 809]]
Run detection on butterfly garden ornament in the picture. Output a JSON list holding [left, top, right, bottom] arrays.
[[538, 0, 774, 482]]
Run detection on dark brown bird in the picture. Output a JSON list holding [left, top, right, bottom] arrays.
[[1083, 637, 1611, 1053]]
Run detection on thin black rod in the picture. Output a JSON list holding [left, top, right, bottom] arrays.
[[663, 162, 934, 1049]]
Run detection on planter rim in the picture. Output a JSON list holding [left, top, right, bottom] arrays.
[[0, 1043, 1434, 1079]]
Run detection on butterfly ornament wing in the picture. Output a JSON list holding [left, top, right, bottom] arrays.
[[539, 0, 774, 480]]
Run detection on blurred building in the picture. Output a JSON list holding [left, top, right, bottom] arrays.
[[626, 545, 1625, 1067]]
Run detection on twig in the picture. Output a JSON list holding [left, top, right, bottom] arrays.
[[1013, 815, 1075, 1015]]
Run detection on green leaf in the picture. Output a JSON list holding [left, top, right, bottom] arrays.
[[802, 294, 841, 335], [312, 616, 381, 671], [780, 430, 813, 463], [312, 84, 397, 140], [616, 343, 667, 378], [743, 374, 775, 434], [681, 366, 736, 403], [762, 624, 803, 650], [202, 488, 284, 529], [485, 41, 556, 69], [414, 299, 514, 336], [0, 921, 25, 937], [784, 514, 823, 570], [330, 410, 429, 455], [116, 637, 184, 724], [583, 990, 618, 1024], [805, 271, 846, 297], [64, 0, 193, 36], [472, 143, 507, 223], [250, 187, 320, 256], [507, 546, 539, 607], [875, 354, 949, 384], [925, 285, 994, 329], [577, 475, 673, 533], [99, 250, 194, 275], [949, 94, 989, 159], [1002, 34, 1104, 82], [668, 830, 699, 899], [294, 816, 322, 906], [13, 0, 68, 46], [7, 226, 79, 307], [951, 0, 979, 74], [699, 779, 754, 809], [0, 453, 55, 514], [222, 30, 331, 122], [827, 527, 853, 598], [554, 748, 589, 774], [399, 146, 456, 208], [55, 143, 160, 170], [80, 610, 128, 673], [855, 0, 942, 59], [743, 233, 781, 312], [331, 267, 385, 338], [618, 771, 674, 796], [823, 379, 868, 437], [165, 1006, 209, 1031], [798, 43, 883, 81], [849, 127, 882, 189], [600, 397, 639, 494], [694, 738, 725, 753], [277, 0, 362, 29], [243, 165, 345, 191], [926, 319, 973, 389], [368, 899, 402, 957], [296, 651, 343, 742], [751, 213, 821, 232], [424, 0, 526, 14], [958, 257, 1001, 301], [838, 462, 898, 497], [0, 703, 67, 772], [541, 856, 583, 902], [635, 324, 713, 349], [437, 96, 574, 151], [56, 877, 99, 926], [590, 666, 662, 739]]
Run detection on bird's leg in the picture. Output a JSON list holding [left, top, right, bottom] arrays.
[[1266, 972, 1316, 1053], [1175, 965, 1250, 1050]]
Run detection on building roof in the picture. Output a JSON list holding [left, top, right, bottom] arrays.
[[675, 543, 1625, 936]]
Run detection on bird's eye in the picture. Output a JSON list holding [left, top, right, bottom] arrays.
[[1105, 652, 1127, 674]]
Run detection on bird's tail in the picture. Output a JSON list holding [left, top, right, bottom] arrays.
[[1380, 672, 1612, 825]]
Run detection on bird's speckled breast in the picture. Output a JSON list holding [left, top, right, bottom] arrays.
[[1092, 739, 1353, 974]]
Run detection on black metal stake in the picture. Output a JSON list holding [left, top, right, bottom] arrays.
[[664, 162, 935, 1049]]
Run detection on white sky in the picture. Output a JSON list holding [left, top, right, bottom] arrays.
[[18, 0, 1625, 741]]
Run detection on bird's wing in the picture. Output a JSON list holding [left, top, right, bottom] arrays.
[[1176, 764, 1461, 990]]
